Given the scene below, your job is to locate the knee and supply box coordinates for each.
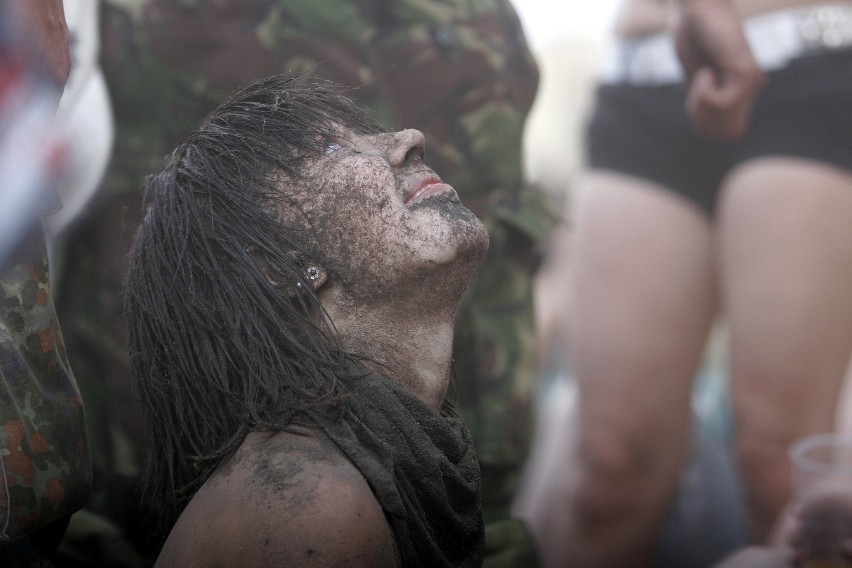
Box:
[572,430,672,523]
[733,411,798,487]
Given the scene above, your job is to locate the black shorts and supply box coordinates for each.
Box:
[586,48,852,216]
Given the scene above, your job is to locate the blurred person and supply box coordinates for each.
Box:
[54,1,559,565]
[127,75,488,568]
[523,0,852,566]
[713,481,852,568]
[0,1,91,565]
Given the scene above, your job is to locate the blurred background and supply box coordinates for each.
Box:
[516,0,620,201]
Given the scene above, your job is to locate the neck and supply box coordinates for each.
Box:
[322,290,461,410]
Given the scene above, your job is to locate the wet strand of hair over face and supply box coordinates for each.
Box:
[125,76,385,531]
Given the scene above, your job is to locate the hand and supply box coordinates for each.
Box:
[787,488,852,566]
[8,0,71,88]
[713,546,794,568]
[673,0,765,139]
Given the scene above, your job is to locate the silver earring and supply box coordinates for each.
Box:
[306,266,321,282]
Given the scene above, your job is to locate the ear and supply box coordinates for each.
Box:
[248,245,287,288]
[248,246,329,293]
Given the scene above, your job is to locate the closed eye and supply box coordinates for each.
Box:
[324,141,342,154]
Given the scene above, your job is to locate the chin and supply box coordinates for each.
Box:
[464,217,489,262]
[418,193,487,241]
[448,211,489,285]
[403,195,490,288]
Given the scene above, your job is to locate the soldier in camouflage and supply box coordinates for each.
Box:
[0,2,92,564]
[56,1,560,565]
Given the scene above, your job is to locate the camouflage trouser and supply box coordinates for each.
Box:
[0,226,90,559]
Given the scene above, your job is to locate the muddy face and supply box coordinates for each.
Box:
[294,128,489,304]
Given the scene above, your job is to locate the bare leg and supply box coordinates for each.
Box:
[718,158,852,542]
[528,172,716,567]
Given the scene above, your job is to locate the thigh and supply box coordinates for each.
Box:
[570,171,717,443]
[719,157,852,438]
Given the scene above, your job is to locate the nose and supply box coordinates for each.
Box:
[386,129,425,167]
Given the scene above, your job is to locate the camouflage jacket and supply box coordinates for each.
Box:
[102,0,558,235]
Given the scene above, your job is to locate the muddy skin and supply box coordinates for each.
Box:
[163,427,398,568]
[155,127,484,567]
[272,128,488,405]
[301,129,487,297]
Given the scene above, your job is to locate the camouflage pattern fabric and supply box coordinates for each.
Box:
[55,1,560,565]
[0,223,90,550]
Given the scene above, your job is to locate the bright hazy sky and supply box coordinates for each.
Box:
[513,0,620,50]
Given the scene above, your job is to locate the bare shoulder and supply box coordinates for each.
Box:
[155,427,398,568]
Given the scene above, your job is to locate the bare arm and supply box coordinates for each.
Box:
[672,0,765,139]
[156,430,398,568]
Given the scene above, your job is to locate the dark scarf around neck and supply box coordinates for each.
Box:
[310,374,484,568]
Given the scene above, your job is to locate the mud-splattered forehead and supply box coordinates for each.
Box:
[135,74,393,286]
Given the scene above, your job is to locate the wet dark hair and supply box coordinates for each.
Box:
[124,75,384,530]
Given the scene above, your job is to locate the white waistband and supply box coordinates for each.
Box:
[598,3,852,85]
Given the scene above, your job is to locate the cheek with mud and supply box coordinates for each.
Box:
[293,163,487,301]
[302,166,398,285]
